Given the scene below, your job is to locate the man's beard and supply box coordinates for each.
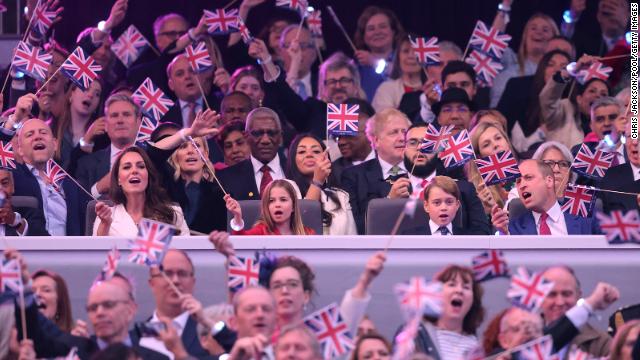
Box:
[404,153,439,178]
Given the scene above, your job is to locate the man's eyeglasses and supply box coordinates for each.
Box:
[543,160,571,169]
[324,77,354,87]
[249,129,281,138]
[86,299,128,313]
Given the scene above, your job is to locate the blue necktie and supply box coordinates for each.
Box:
[438,226,449,235]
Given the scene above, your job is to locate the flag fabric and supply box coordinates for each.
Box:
[0,141,16,170]
[136,116,159,143]
[12,41,52,82]
[203,9,239,35]
[307,10,322,37]
[237,18,253,44]
[185,41,213,73]
[419,123,453,154]
[410,36,440,66]
[474,150,520,185]
[276,0,308,14]
[132,77,175,122]
[303,302,354,359]
[128,218,174,266]
[327,103,359,136]
[576,61,613,85]
[392,314,421,360]
[438,130,475,168]
[471,250,510,282]
[227,255,261,292]
[44,159,67,192]
[32,2,56,36]
[394,276,443,319]
[561,184,595,218]
[111,25,150,68]
[60,47,102,91]
[101,246,120,281]
[507,266,555,313]
[0,259,22,293]
[469,20,512,60]
[518,335,557,360]
[571,143,614,179]
[596,210,640,244]
[465,50,504,86]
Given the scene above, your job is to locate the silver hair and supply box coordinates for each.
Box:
[590,96,622,120]
[532,141,576,183]
[279,24,311,48]
[276,325,323,360]
[104,93,142,118]
[153,13,188,38]
[438,40,463,59]
[245,107,282,131]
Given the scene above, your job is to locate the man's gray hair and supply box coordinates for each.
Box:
[276,325,323,360]
[279,24,311,48]
[590,96,622,120]
[439,40,463,59]
[245,107,282,131]
[104,93,142,118]
[318,52,361,101]
[153,13,188,38]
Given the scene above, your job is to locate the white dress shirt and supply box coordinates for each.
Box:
[631,162,640,181]
[92,204,191,236]
[250,154,286,192]
[351,150,376,167]
[378,157,407,179]
[27,164,67,236]
[179,98,203,128]
[429,219,453,236]
[532,202,568,236]
[138,311,190,359]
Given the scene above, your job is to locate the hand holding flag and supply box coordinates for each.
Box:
[303,302,354,359]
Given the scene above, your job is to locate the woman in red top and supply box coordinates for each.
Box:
[225,179,315,235]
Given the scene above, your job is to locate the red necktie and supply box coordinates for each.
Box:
[539,212,551,235]
[187,102,197,127]
[259,165,273,196]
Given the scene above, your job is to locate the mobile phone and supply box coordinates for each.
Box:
[135,321,167,337]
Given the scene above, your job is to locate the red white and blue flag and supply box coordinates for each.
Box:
[203,9,239,34]
[60,47,102,91]
[304,302,354,359]
[136,116,159,143]
[0,259,22,293]
[419,123,453,154]
[507,266,554,313]
[469,20,512,60]
[101,246,120,281]
[474,150,520,185]
[571,143,614,179]
[276,0,308,15]
[327,103,359,136]
[133,77,175,122]
[185,42,213,73]
[438,129,475,168]
[32,2,56,36]
[596,210,640,244]
[471,250,510,282]
[13,41,52,82]
[307,10,323,37]
[44,159,67,192]
[561,184,595,218]
[228,256,261,293]
[128,218,174,266]
[392,314,421,360]
[394,276,443,319]
[111,25,150,68]
[576,61,613,85]
[518,335,558,360]
[0,141,16,170]
[237,18,253,44]
[410,36,440,66]
[567,346,595,360]
[465,50,504,86]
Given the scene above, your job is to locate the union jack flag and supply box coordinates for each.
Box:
[571,143,614,179]
[203,9,239,34]
[410,36,440,66]
[136,116,158,143]
[471,250,510,282]
[419,123,453,154]
[12,41,52,82]
[133,77,175,122]
[438,129,475,168]
[561,184,595,218]
[307,10,322,37]
[228,256,261,292]
[276,0,308,14]
[303,302,354,359]
[32,2,56,36]
[101,246,120,281]
[128,218,174,266]
[507,266,554,313]
[596,210,640,244]
[237,18,253,44]
[469,20,512,60]
[518,335,558,360]
[60,47,102,91]
[0,141,16,170]
[185,42,213,73]
[474,150,520,186]
[111,25,150,68]
[327,103,359,136]
[576,61,613,85]
[392,314,421,360]
[465,50,504,86]
[0,259,22,293]
[44,159,67,192]
[394,276,443,319]
[568,346,594,360]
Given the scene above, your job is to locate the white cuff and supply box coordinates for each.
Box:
[230,217,245,231]
[16,219,28,236]
[565,301,591,329]
[264,66,281,83]
[91,183,101,198]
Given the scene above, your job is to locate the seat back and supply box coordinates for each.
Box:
[227,199,323,234]
[365,198,430,235]
[11,196,39,209]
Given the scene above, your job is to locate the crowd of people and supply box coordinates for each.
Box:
[0,0,638,358]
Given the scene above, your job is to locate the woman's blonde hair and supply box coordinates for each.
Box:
[517,13,559,75]
[168,137,215,181]
[257,179,306,235]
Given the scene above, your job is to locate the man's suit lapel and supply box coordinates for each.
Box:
[367,160,391,198]
[97,148,111,176]
[563,213,581,235]
[180,317,199,355]
[521,212,538,235]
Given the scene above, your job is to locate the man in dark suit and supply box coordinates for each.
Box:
[76,93,142,199]
[570,0,629,58]
[600,121,640,212]
[276,26,319,100]
[217,107,289,200]
[0,169,48,236]
[492,159,599,235]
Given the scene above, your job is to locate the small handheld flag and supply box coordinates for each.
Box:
[438,129,474,168]
[203,9,239,35]
[394,276,443,319]
[571,143,614,179]
[101,246,120,281]
[471,250,510,282]
[185,42,213,73]
[465,50,504,86]
[474,150,520,186]
[0,141,16,170]
[111,25,150,68]
[60,47,102,91]
[12,41,52,82]
[410,36,440,66]
[575,61,613,85]
[44,159,67,192]
[507,266,554,313]
[469,20,512,60]
[132,78,175,122]
[561,184,595,218]
[128,218,174,266]
[327,103,359,137]
[419,123,453,154]
[596,210,640,244]
[228,255,261,293]
[303,302,354,359]
[0,259,22,293]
